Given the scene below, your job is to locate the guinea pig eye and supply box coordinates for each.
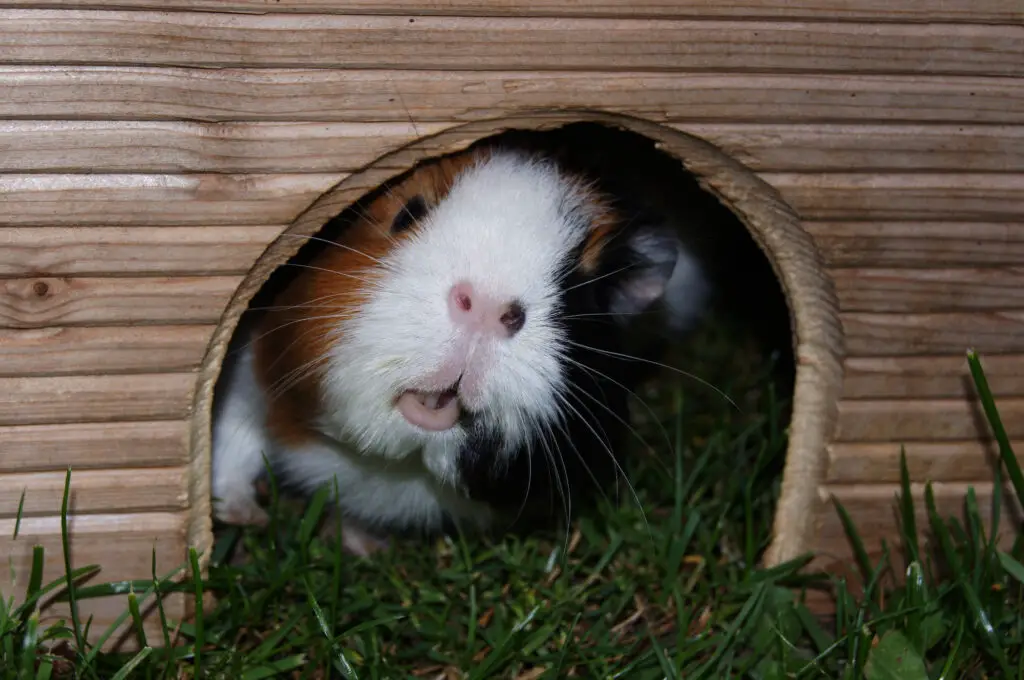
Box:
[391,195,429,234]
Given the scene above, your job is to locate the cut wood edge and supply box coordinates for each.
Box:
[188,109,843,578]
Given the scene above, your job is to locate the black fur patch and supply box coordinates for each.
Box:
[391,194,429,234]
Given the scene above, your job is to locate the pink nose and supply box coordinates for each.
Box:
[448,281,526,338]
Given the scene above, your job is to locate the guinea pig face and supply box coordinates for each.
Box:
[315,148,684,486]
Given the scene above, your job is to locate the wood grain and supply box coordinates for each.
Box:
[826,440,1018,484]
[0,512,188,652]
[0,420,189,473]
[831,267,1024,313]
[763,173,1024,222]
[3,173,1021,227]
[842,355,1024,400]
[0,373,197,425]
[3,68,1021,124]
[0,121,451,173]
[0,174,339,226]
[3,11,1021,75]
[814,482,1020,565]
[841,311,1024,356]
[0,226,283,276]
[4,121,1022,174]
[806,222,1024,268]
[0,325,215,376]
[2,0,1019,24]
[1,467,189,517]
[834,397,1024,442]
[0,275,241,327]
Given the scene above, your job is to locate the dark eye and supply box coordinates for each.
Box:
[391,195,429,234]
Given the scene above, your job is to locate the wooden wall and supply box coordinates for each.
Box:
[0,0,1022,642]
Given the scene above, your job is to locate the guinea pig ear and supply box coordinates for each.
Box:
[608,223,710,332]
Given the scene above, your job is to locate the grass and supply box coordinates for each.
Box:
[2,339,1023,678]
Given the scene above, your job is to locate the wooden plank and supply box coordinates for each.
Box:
[813,482,1020,566]
[842,355,1024,400]
[1,512,188,652]
[0,275,241,327]
[0,174,339,227]
[2,68,1021,124]
[805,222,1024,268]
[842,311,1024,356]
[834,397,1024,442]
[0,373,197,425]
[0,226,283,276]
[3,11,1021,75]
[3,173,1020,227]
[764,173,1024,222]
[0,467,189,517]
[685,124,1024,174]
[831,267,1024,313]
[826,440,1019,484]
[1,0,1019,24]
[0,420,190,473]
[4,121,1023,174]
[0,326,215,376]
[0,121,450,174]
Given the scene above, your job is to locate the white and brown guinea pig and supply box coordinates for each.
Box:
[211,125,731,555]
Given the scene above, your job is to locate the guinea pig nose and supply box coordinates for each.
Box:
[449,281,475,315]
[499,301,526,336]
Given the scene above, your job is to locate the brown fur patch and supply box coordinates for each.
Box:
[579,202,621,274]
[253,146,487,447]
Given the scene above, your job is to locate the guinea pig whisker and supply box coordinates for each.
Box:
[560,355,672,473]
[564,340,739,412]
[274,233,394,269]
[552,386,651,538]
[561,263,638,294]
[234,312,358,360]
[277,262,382,284]
[548,395,614,511]
[539,417,573,547]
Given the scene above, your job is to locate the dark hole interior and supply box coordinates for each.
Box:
[224,121,795,552]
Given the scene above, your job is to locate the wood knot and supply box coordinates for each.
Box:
[33,280,50,297]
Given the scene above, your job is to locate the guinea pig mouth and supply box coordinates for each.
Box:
[396,386,461,432]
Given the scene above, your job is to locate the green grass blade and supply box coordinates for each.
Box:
[997,551,1024,585]
[127,590,147,651]
[24,546,44,606]
[13,490,26,540]
[20,610,41,678]
[108,647,153,680]
[831,496,874,598]
[188,547,205,678]
[967,350,1024,509]
[240,655,308,680]
[897,447,921,565]
[304,577,358,679]
[58,468,86,659]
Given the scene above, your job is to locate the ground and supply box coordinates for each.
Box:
[2,321,1022,679]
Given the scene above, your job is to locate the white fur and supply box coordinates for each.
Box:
[210,339,273,526]
[662,243,710,332]
[212,152,596,534]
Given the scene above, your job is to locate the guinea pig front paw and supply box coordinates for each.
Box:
[213,488,270,528]
[340,523,391,558]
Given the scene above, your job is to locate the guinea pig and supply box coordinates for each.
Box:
[210,129,718,555]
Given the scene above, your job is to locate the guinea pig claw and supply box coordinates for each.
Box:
[214,493,269,529]
[341,524,391,557]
